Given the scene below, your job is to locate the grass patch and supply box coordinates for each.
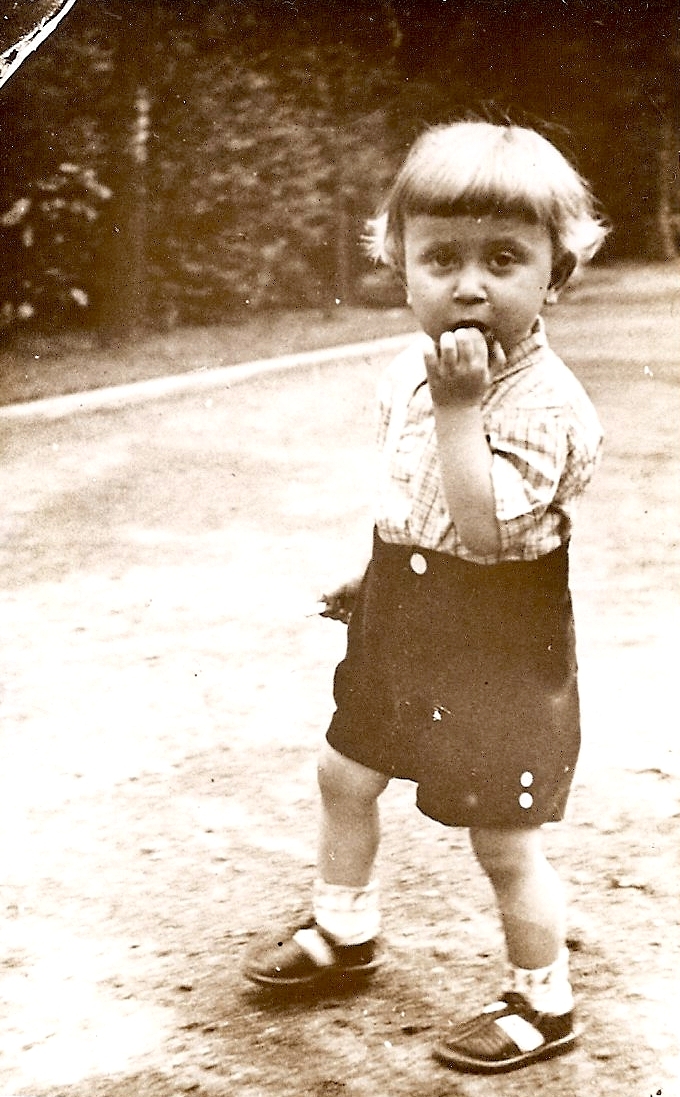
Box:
[0,306,416,407]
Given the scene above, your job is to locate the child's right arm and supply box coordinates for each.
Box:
[424,329,502,558]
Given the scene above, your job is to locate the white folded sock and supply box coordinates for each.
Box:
[509,947,574,1015]
[312,878,380,945]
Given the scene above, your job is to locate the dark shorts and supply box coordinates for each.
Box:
[326,531,581,829]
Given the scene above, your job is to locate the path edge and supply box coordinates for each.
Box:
[0,333,415,421]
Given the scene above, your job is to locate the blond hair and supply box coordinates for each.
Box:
[366,122,608,281]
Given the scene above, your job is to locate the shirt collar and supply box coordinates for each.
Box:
[494,316,546,381]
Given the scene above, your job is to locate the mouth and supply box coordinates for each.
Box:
[452,320,490,335]
[448,321,495,348]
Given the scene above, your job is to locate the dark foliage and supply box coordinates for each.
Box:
[0,0,677,336]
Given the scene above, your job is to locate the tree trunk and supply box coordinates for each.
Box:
[97,3,152,345]
[656,105,679,261]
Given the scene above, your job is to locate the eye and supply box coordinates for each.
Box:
[427,247,456,269]
[489,249,519,271]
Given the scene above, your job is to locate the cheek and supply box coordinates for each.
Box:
[506,271,550,310]
[533,256,554,295]
[534,269,552,296]
[406,276,437,309]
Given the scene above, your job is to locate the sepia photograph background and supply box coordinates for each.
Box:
[0,2,678,1095]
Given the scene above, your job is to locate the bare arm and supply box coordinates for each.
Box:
[424,329,501,556]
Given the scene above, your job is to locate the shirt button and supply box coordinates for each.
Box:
[410,552,427,575]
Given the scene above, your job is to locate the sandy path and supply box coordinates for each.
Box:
[0,294,678,1094]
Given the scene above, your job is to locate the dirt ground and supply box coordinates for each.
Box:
[0,266,678,1096]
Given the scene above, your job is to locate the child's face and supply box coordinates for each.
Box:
[402,213,554,356]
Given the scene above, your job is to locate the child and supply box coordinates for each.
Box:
[244,120,608,1075]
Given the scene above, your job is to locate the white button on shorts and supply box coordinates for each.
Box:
[410,552,427,575]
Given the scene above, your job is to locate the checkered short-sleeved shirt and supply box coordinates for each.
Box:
[374,318,603,564]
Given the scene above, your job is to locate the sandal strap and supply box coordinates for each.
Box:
[244,920,379,987]
[487,1007,546,1053]
[439,992,574,1060]
[293,925,338,966]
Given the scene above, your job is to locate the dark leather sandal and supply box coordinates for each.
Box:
[243,921,381,988]
[433,991,578,1074]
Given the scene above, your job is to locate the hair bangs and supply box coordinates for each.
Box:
[394,130,556,227]
[365,122,609,275]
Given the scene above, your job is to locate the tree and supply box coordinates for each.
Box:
[1,0,676,341]
[0,0,113,335]
[387,0,679,260]
[96,0,155,343]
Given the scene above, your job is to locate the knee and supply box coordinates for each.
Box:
[317,744,387,807]
[470,826,542,885]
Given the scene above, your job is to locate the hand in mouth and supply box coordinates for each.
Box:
[439,321,495,352]
[450,320,493,340]
[436,322,507,375]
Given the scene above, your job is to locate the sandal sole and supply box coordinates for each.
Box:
[245,958,382,989]
[433,1029,579,1074]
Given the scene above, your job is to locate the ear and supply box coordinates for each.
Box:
[547,252,577,302]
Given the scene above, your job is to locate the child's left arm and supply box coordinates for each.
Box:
[424,328,501,557]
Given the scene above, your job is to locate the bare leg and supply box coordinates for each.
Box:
[243,745,389,984]
[470,826,566,969]
[432,826,576,1071]
[317,743,389,887]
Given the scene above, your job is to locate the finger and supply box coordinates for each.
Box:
[438,329,460,364]
[451,326,489,366]
[420,333,441,373]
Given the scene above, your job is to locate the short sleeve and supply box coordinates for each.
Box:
[376,343,428,451]
[487,398,602,554]
[489,412,569,549]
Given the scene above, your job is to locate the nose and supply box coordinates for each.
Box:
[451,263,487,304]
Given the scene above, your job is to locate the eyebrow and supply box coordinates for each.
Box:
[418,235,532,256]
[485,238,532,255]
